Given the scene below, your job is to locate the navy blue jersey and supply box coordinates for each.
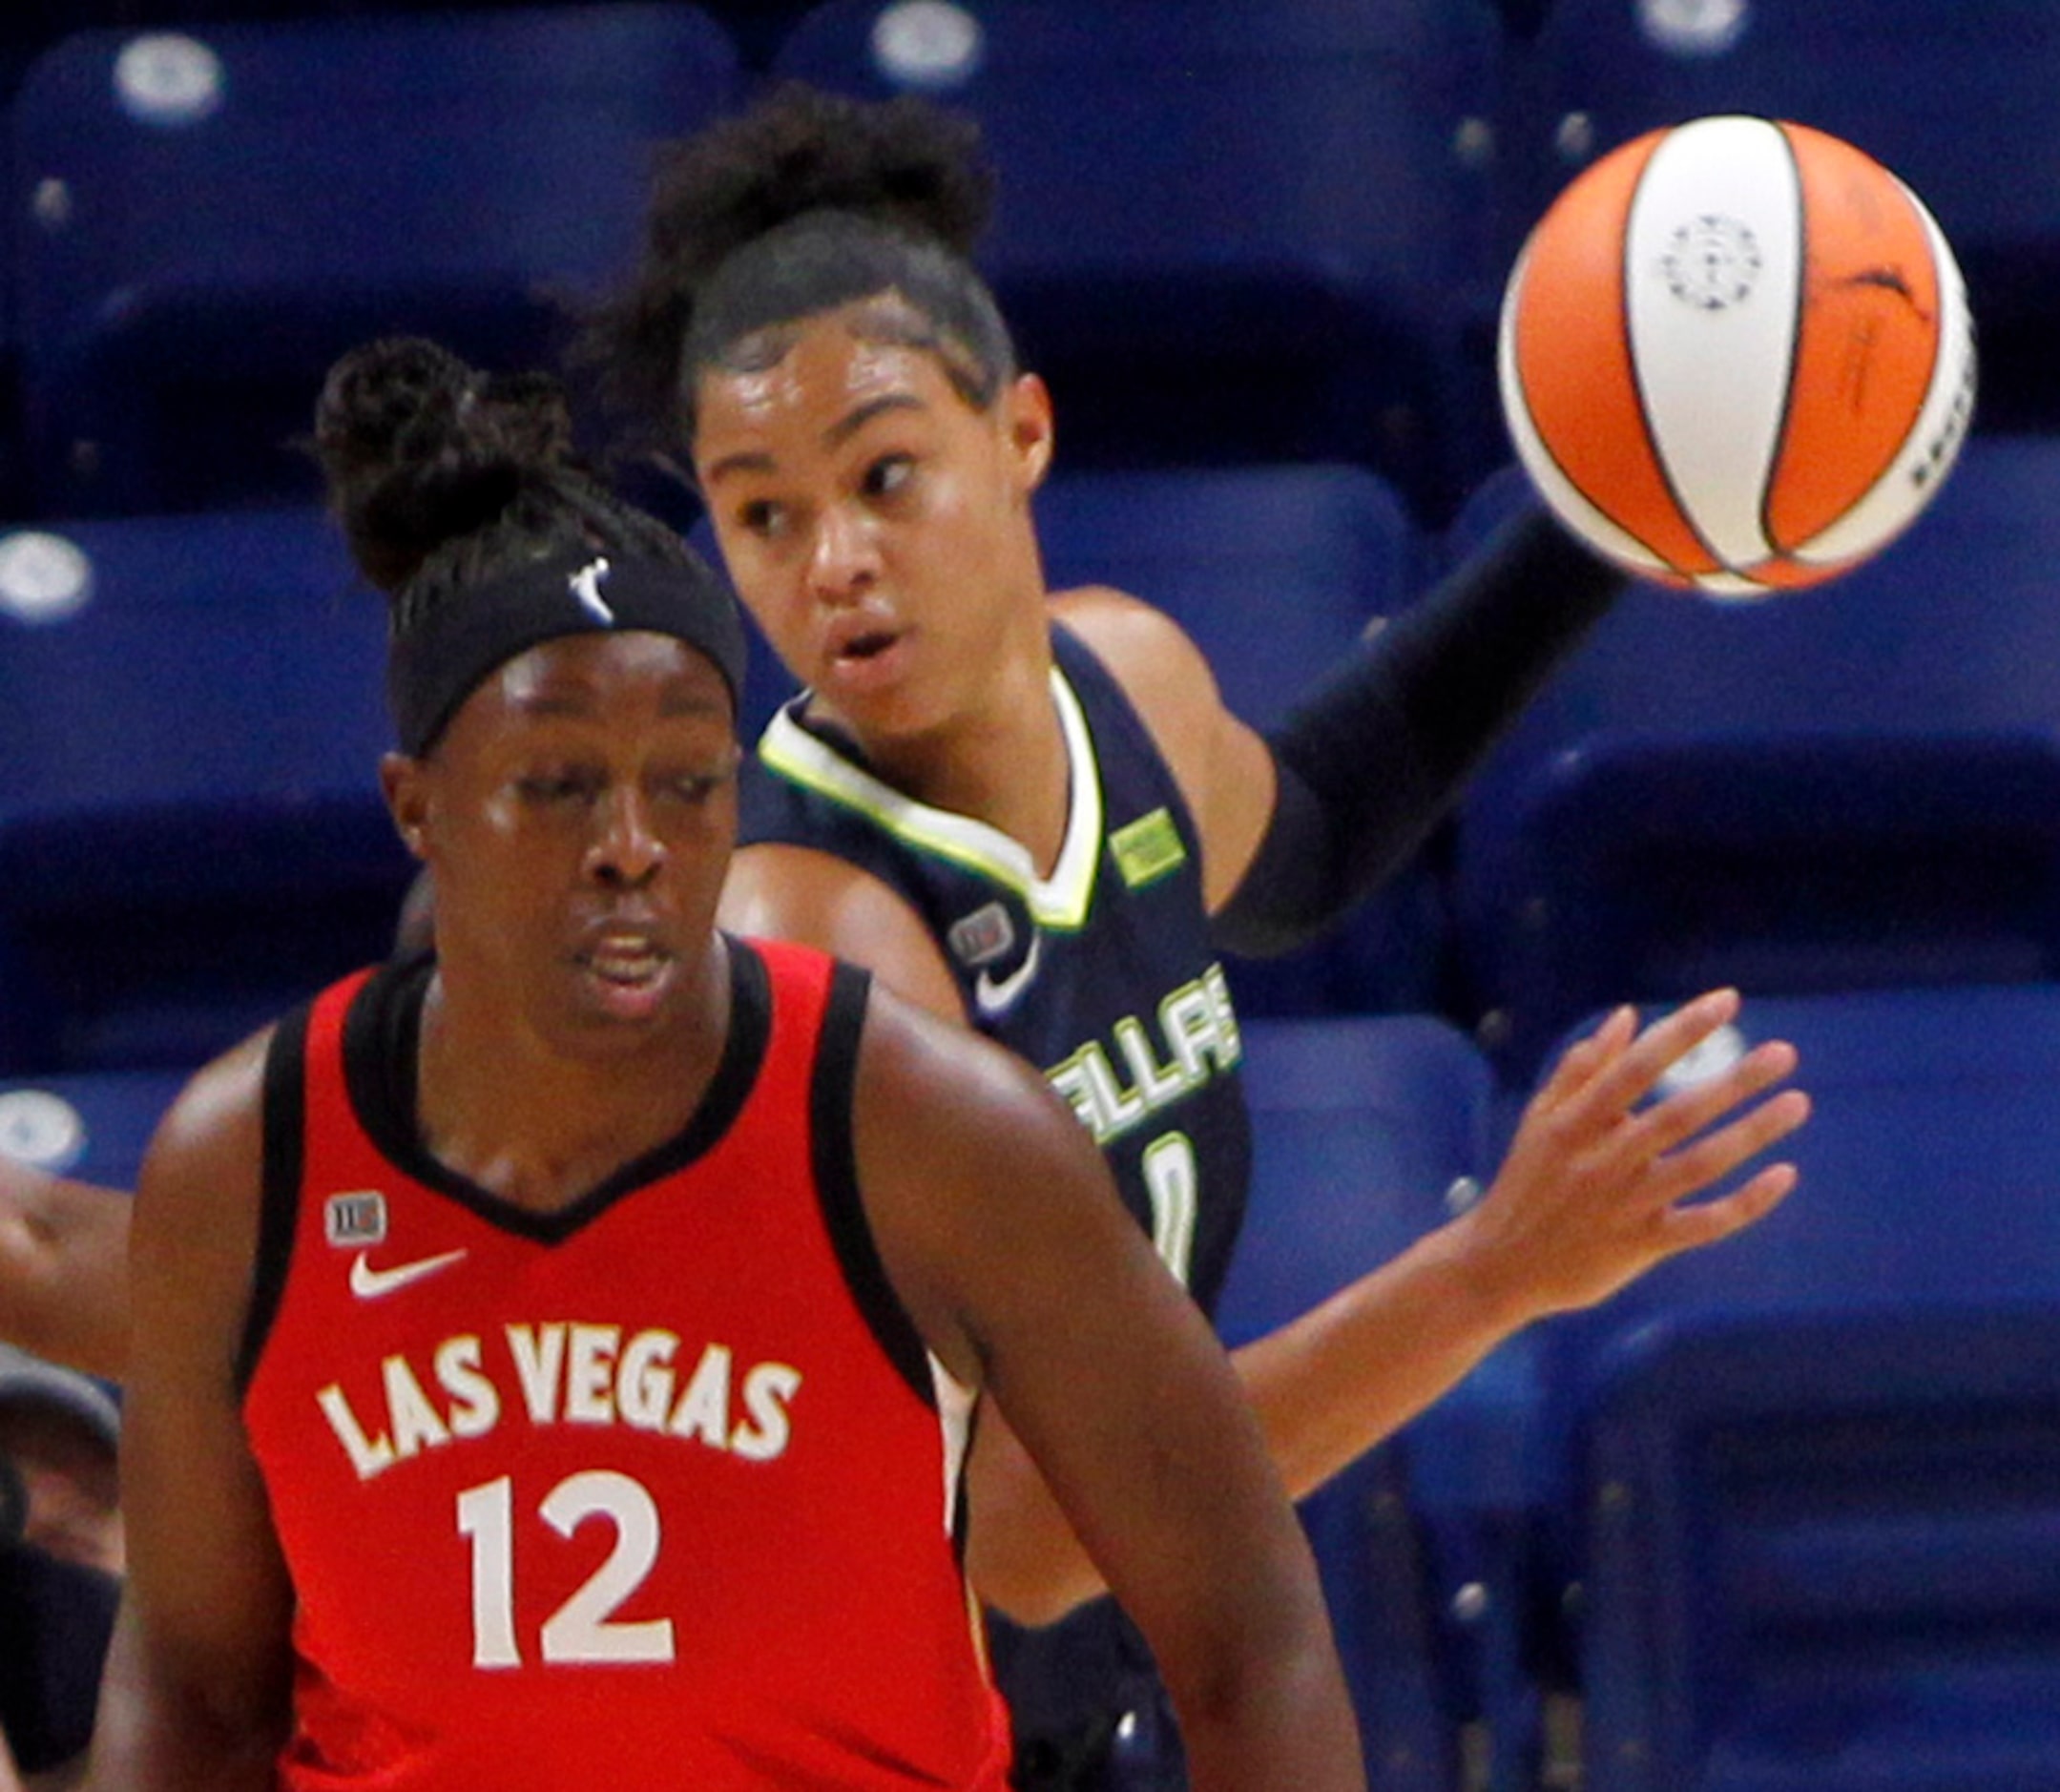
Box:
[739,624,1251,1317]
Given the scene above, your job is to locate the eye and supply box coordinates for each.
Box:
[659,748,741,807]
[863,454,915,501]
[737,498,786,539]
[515,768,601,805]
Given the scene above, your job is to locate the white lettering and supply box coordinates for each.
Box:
[436,1335,500,1439]
[733,1363,801,1461]
[669,1343,732,1448]
[507,1323,566,1423]
[384,1354,450,1461]
[566,1323,620,1425]
[317,1383,395,1481]
[617,1330,678,1432]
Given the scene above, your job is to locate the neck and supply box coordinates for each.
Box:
[817,622,1073,874]
[411,942,732,1213]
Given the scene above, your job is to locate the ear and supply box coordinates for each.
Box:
[380,751,433,863]
[1003,372,1055,494]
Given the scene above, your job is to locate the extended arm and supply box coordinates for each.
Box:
[83,1041,295,1792]
[0,1162,131,1382]
[855,988,1363,1792]
[1213,501,1625,948]
[961,989,1804,1622]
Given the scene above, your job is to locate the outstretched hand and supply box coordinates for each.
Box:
[1461,988,1809,1325]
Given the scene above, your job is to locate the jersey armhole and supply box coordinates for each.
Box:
[810,963,939,1409]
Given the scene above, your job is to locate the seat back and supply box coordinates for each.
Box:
[1448,439,2060,1075]
[10,7,742,513]
[0,506,406,1072]
[772,0,1510,518]
[1219,1011,1499,1791]
[1511,985,2060,1789]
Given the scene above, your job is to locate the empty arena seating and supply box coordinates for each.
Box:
[772,0,1512,520]
[0,505,406,1073]
[1509,983,2060,1789]
[1446,436,2060,1077]
[8,5,742,515]
[1218,1011,1501,1791]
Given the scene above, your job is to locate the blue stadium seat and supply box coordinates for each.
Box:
[772,0,1511,520]
[1505,0,2060,431]
[1446,438,2060,1077]
[1036,462,1449,1018]
[9,6,743,514]
[0,506,408,1073]
[1218,1011,1501,1792]
[1509,984,2060,1790]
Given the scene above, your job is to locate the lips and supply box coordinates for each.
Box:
[572,927,679,1022]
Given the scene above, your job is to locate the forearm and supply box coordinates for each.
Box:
[1216,504,1623,954]
[1232,1209,1531,1501]
[1175,1635,1365,1792]
[0,1164,132,1381]
[968,1210,1526,1623]
[83,1606,283,1792]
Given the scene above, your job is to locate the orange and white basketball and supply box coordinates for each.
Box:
[1498,115,1977,596]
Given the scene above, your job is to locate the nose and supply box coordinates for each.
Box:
[806,504,881,606]
[582,785,666,889]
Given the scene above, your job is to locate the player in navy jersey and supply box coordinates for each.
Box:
[571,84,1812,1787]
[76,337,1365,1792]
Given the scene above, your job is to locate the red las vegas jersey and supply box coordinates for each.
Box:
[239,937,1011,1790]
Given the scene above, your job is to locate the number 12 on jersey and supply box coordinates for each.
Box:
[457,1470,676,1668]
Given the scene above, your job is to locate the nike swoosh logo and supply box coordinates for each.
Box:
[972,931,1043,1018]
[349,1248,468,1301]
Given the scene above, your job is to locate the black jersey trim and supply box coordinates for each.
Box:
[340,943,773,1244]
[236,998,316,1394]
[810,964,937,1410]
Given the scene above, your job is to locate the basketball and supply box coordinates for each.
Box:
[1498,115,1977,596]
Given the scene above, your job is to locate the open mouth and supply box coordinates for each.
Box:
[835,629,898,663]
[578,932,675,1002]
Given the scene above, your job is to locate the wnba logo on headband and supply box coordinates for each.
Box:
[385,546,748,757]
[569,557,616,626]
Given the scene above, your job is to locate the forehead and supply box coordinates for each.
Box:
[461,631,735,735]
[694,315,959,453]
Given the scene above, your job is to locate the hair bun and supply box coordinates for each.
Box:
[314,337,577,594]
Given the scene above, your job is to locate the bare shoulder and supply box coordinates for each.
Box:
[719,841,965,1022]
[1048,586,1277,909]
[1049,584,1226,762]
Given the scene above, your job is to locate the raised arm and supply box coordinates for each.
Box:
[83,1039,295,1792]
[852,985,1364,1792]
[0,1162,131,1383]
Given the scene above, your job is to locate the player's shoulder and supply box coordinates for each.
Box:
[1049,584,1232,790]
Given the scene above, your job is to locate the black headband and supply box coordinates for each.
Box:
[386,550,748,757]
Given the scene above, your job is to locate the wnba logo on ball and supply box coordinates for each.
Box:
[1499,114,1976,596]
[1660,214,1764,311]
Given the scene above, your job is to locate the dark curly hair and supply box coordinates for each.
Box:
[578,83,1017,456]
[315,336,703,635]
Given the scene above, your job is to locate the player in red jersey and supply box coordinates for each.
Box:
[78,339,1365,1792]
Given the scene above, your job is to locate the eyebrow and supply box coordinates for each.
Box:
[701,391,928,485]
